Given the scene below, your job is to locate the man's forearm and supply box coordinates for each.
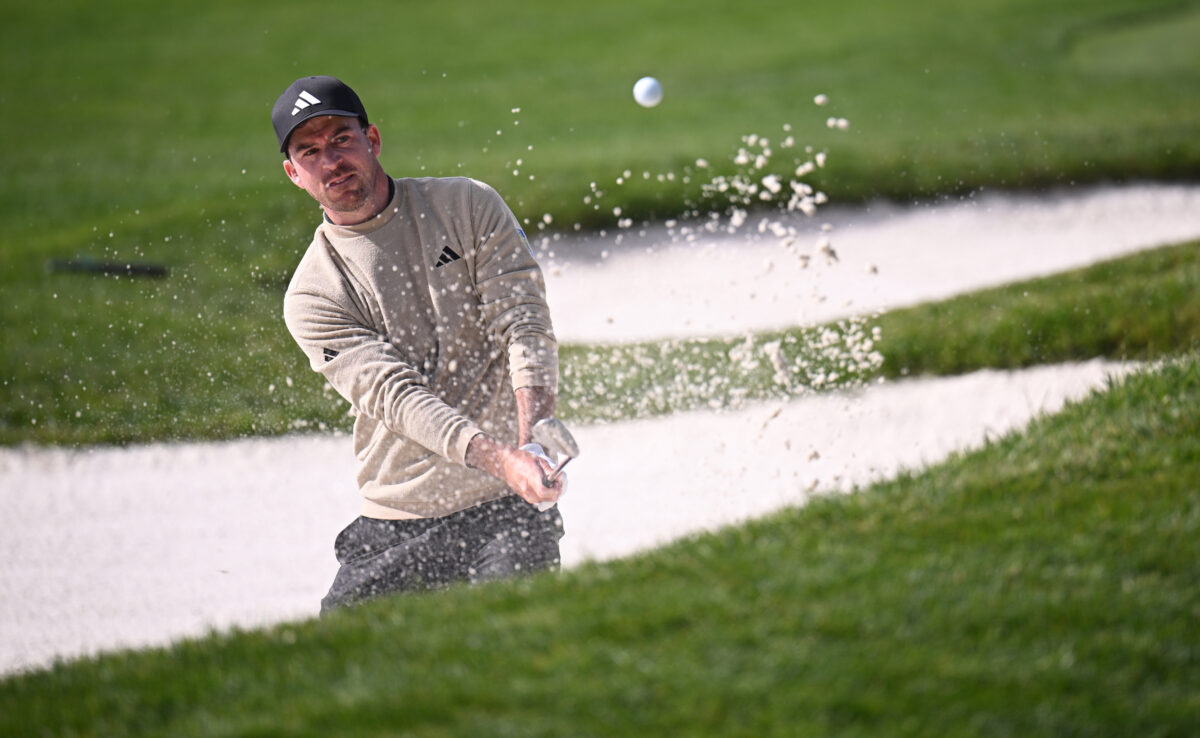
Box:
[515,385,556,446]
[465,432,511,479]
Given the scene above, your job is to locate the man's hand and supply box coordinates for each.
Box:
[466,433,563,507]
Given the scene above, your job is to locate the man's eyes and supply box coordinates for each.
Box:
[298,134,352,157]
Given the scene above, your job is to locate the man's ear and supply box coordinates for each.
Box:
[283,158,302,188]
[367,124,381,156]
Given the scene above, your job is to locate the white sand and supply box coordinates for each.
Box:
[541,183,1200,342]
[1,183,1196,675]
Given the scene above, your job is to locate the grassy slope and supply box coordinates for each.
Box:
[2,354,1196,736]
[558,239,1200,422]
[873,239,1200,376]
[3,0,1200,445]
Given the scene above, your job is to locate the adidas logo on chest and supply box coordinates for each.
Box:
[435,246,462,268]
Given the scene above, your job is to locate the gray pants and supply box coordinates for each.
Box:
[321,494,565,612]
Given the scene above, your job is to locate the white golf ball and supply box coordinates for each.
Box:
[633,77,663,108]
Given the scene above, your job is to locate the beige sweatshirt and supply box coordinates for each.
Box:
[283,177,558,519]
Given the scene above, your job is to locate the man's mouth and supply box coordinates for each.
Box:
[326,172,355,189]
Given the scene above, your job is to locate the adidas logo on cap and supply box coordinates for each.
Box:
[291,91,321,116]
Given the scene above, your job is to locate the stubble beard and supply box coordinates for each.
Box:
[320,174,370,213]
[319,163,383,215]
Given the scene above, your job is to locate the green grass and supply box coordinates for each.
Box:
[3,353,1197,736]
[558,315,884,423]
[4,0,1198,234]
[3,0,1200,445]
[873,239,1200,377]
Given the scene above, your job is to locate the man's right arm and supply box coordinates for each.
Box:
[283,281,482,466]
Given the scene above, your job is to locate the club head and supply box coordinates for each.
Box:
[531,418,580,460]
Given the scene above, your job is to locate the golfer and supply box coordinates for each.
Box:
[272,76,565,611]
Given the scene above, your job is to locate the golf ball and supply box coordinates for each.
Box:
[633,77,663,108]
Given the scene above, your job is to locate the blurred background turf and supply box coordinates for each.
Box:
[2,0,1198,444]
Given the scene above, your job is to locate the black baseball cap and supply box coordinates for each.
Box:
[272,76,369,153]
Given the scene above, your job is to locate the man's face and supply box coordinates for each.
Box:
[282,115,385,224]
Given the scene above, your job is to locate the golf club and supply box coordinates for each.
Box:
[530,418,580,484]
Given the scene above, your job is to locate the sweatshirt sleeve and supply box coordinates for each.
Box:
[467,180,559,393]
[283,254,483,466]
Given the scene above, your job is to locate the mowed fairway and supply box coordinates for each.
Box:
[2,0,1200,444]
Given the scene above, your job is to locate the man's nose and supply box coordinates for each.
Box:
[321,148,344,169]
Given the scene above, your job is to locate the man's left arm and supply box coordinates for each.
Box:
[460,179,562,502]
[467,179,560,438]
